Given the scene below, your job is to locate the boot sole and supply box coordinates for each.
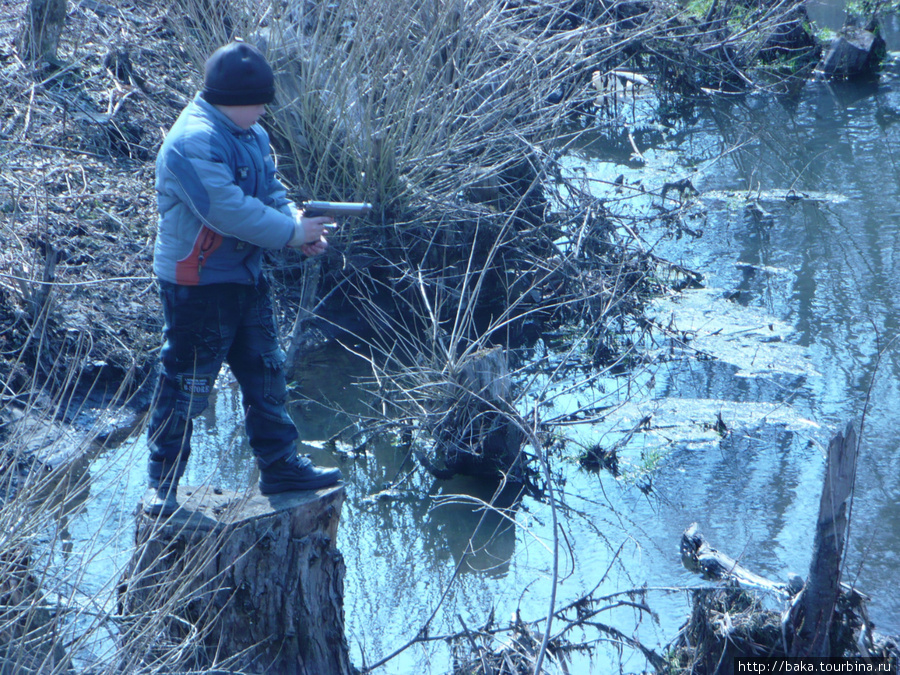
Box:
[259,473,342,494]
[143,499,179,517]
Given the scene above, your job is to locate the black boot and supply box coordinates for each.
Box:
[259,454,343,494]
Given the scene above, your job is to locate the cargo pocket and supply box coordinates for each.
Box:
[174,372,214,418]
[261,347,288,406]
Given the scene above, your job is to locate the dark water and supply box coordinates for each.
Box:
[59,14,900,674]
[564,26,900,658]
[574,4,900,654]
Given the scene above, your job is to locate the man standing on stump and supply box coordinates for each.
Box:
[145,40,342,516]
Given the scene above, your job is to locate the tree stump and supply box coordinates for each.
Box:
[676,422,867,667]
[817,26,886,80]
[790,421,859,657]
[117,484,352,675]
[15,0,67,64]
[422,347,527,481]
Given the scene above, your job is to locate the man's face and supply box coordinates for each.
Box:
[218,104,266,130]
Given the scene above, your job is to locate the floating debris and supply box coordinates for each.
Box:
[700,188,849,205]
[649,287,821,379]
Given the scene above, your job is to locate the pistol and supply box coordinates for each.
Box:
[302,201,373,218]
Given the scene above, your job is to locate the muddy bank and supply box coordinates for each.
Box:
[0,1,186,422]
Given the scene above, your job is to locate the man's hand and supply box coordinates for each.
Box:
[288,214,335,256]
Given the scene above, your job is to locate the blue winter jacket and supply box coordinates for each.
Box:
[153,93,298,285]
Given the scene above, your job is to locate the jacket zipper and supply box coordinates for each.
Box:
[197,228,217,276]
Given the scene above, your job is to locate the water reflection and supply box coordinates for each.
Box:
[425,477,523,578]
[556,20,900,648]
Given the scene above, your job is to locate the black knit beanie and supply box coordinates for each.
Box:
[201,41,275,106]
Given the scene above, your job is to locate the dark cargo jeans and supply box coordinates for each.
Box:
[146,278,298,484]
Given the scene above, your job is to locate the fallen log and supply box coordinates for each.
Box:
[118,483,351,674]
[680,523,796,600]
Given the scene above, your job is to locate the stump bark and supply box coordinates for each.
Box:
[118,484,351,675]
[15,0,67,64]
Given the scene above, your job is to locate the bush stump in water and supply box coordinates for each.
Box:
[118,484,351,674]
[422,347,527,482]
[817,24,886,80]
